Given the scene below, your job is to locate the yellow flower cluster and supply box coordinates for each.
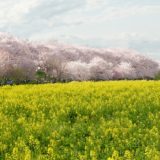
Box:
[0,81,160,159]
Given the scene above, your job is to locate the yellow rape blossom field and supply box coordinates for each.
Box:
[0,81,160,160]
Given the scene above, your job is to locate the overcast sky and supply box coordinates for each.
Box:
[0,0,160,59]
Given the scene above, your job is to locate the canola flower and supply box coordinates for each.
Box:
[0,81,160,160]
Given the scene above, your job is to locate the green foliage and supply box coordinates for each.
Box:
[155,72,160,80]
[0,81,160,159]
[36,70,46,82]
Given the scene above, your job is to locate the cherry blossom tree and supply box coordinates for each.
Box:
[0,32,159,83]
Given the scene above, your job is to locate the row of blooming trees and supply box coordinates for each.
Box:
[0,33,159,84]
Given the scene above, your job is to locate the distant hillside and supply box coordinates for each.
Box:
[0,32,159,82]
